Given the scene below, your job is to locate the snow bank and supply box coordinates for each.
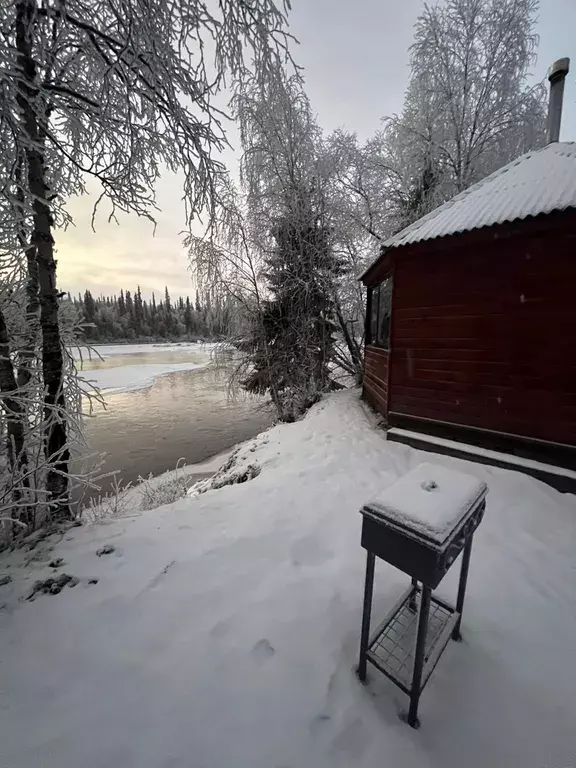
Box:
[83,450,234,522]
[1,390,575,768]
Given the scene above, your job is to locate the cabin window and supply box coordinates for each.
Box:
[368,277,393,349]
[370,287,379,341]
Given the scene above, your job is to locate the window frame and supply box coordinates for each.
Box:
[366,275,393,350]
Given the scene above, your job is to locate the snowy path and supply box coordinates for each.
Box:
[1,391,575,768]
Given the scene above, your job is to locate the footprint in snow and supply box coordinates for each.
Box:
[291,535,333,567]
[147,560,176,590]
[96,544,115,557]
[251,638,275,662]
[209,619,231,639]
[309,713,331,736]
[329,717,366,760]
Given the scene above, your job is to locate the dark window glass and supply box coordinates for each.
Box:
[377,278,392,349]
[370,285,379,343]
[367,277,393,348]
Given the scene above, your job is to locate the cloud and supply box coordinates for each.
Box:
[56,173,195,299]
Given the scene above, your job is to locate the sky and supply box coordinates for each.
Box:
[58,0,576,301]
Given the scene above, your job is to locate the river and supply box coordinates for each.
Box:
[76,343,273,499]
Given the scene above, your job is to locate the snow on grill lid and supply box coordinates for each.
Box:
[365,463,487,544]
[382,142,576,249]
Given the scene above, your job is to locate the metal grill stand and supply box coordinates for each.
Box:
[356,463,487,728]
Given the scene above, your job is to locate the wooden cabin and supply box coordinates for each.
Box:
[361,142,576,490]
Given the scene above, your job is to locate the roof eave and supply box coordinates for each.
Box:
[358,245,392,284]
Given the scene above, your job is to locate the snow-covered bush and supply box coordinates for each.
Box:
[82,477,133,524]
[137,461,191,511]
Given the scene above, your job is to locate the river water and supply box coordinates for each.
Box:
[77,345,273,497]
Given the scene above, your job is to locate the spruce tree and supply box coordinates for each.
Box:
[240,192,341,421]
[184,297,194,336]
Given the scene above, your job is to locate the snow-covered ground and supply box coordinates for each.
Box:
[73,342,215,394]
[1,390,575,768]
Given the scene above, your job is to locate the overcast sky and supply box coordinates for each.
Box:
[58,0,576,300]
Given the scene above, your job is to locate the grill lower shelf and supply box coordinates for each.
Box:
[366,586,460,695]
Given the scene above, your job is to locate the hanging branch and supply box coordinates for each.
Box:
[0,305,32,528]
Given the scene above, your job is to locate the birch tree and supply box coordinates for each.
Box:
[320,0,549,354]
[0,0,293,528]
[318,131,391,377]
[388,0,547,209]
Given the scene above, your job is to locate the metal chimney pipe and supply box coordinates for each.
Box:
[547,57,570,144]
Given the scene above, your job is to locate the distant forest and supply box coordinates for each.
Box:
[70,286,230,342]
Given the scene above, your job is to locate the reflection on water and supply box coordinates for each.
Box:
[79,348,211,371]
[81,364,273,498]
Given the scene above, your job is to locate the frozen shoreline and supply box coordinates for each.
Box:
[79,359,212,395]
[74,341,216,394]
[73,341,218,360]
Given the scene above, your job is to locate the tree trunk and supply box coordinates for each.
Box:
[334,297,364,384]
[15,0,70,519]
[0,308,32,529]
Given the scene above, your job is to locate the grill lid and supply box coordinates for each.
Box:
[363,463,487,545]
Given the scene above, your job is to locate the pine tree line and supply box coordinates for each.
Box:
[71,286,231,342]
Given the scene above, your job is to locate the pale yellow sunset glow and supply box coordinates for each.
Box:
[56,173,192,300]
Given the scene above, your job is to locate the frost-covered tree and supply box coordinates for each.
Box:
[191,76,352,416]
[317,130,395,378]
[387,0,547,212]
[320,1,547,251]
[324,130,395,247]
[238,190,342,421]
[237,77,344,417]
[317,0,548,360]
[0,0,292,529]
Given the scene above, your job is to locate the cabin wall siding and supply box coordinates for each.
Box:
[363,346,389,418]
[386,229,576,446]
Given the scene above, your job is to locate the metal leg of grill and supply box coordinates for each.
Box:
[407,585,431,728]
[452,535,473,641]
[357,550,375,683]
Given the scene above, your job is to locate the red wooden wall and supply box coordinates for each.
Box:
[385,223,576,446]
[364,346,389,418]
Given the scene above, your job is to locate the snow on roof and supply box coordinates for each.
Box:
[384,142,576,250]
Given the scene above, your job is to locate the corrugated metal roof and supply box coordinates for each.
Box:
[383,142,576,250]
